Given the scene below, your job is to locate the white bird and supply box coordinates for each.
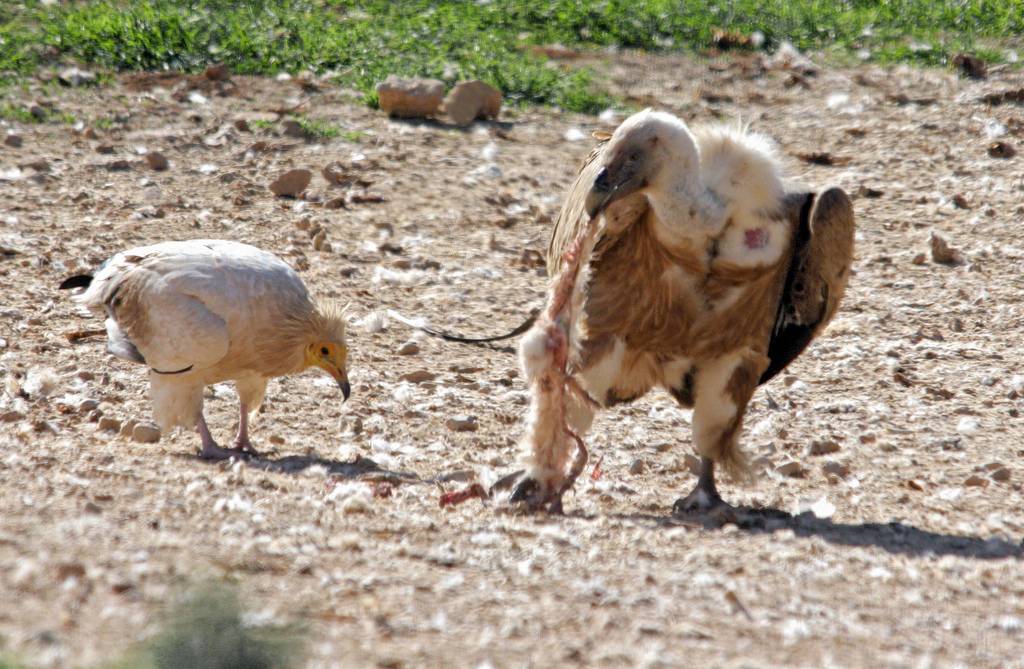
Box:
[60,240,350,459]
[511,110,854,513]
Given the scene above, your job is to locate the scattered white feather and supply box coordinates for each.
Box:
[795,496,836,519]
[355,310,388,333]
[466,163,502,180]
[480,142,498,161]
[187,91,208,105]
[984,119,1008,139]
[826,93,849,109]
[956,417,980,436]
[327,482,372,514]
[212,493,253,513]
[564,128,586,142]
[23,368,59,398]
[373,266,427,285]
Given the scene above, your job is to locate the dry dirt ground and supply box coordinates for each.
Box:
[1,51,1024,668]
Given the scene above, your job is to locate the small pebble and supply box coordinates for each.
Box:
[445,415,478,432]
[145,152,169,171]
[628,458,646,475]
[97,416,121,432]
[777,461,805,478]
[132,423,160,443]
[397,341,420,355]
[400,370,436,384]
[269,168,312,197]
[808,439,840,456]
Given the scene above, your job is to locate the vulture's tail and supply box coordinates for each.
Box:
[388,308,540,346]
[59,275,94,290]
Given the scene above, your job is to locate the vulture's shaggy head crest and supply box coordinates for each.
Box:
[300,302,351,400]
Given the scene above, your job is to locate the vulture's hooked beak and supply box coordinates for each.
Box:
[585,166,614,218]
[585,163,645,218]
[337,373,351,402]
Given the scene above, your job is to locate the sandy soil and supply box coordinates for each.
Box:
[1,51,1023,668]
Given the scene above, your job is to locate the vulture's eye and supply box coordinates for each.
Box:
[320,346,330,356]
[629,151,641,163]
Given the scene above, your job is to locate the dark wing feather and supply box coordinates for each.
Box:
[760,187,855,385]
[546,136,650,276]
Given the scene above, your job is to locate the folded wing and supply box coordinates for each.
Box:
[760,187,855,384]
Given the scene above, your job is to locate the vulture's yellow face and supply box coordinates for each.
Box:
[305,341,351,400]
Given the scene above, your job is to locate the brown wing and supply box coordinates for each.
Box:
[546,136,649,275]
[760,187,855,384]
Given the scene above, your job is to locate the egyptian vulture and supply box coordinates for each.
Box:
[512,110,854,513]
[60,240,350,459]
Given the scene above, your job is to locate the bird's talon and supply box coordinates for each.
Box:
[509,476,541,507]
[508,476,567,513]
[672,487,727,515]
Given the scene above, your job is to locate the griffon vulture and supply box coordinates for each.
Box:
[512,110,854,513]
[60,240,350,459]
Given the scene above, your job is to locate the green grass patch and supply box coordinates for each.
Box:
[250,118,276,131]
[288,116,365,142]
[2,1,1023,113]
[292,116,339,139]
[0,103,74,124]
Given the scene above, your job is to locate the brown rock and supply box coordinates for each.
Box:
[0,410,25,423]
[952,193,970,210]
[204,63,231,81]
[988,141,1017,159]
[400,370,436,384]
[929,231,964,265]
[376,76,444,118]
[808,440,840,456]
[953,53,987,80]
[145,151,169,171]
[445,415,478,432]
[282,119,308,139]
[683,453,701,475]
[776,460,805,477]
[58,67,97,87]
[97,416,121,432]
[4,134,22,148]
[132,423,160,443]
[119,419,137,437]
[444,80,502,127]
[964,475,989,487]
[397,341,420,355]
[991,467,1011,482]
[822,461,850,478]
[269,168,312,197]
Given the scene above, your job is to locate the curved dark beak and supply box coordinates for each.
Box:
[585,166,613,218]
[339,378,351,402]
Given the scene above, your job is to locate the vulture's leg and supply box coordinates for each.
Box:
[674,457,724,512]
[196,412,244,460]
[232,403,260,455]
[232,376,267,456]
[673,350,768,514]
